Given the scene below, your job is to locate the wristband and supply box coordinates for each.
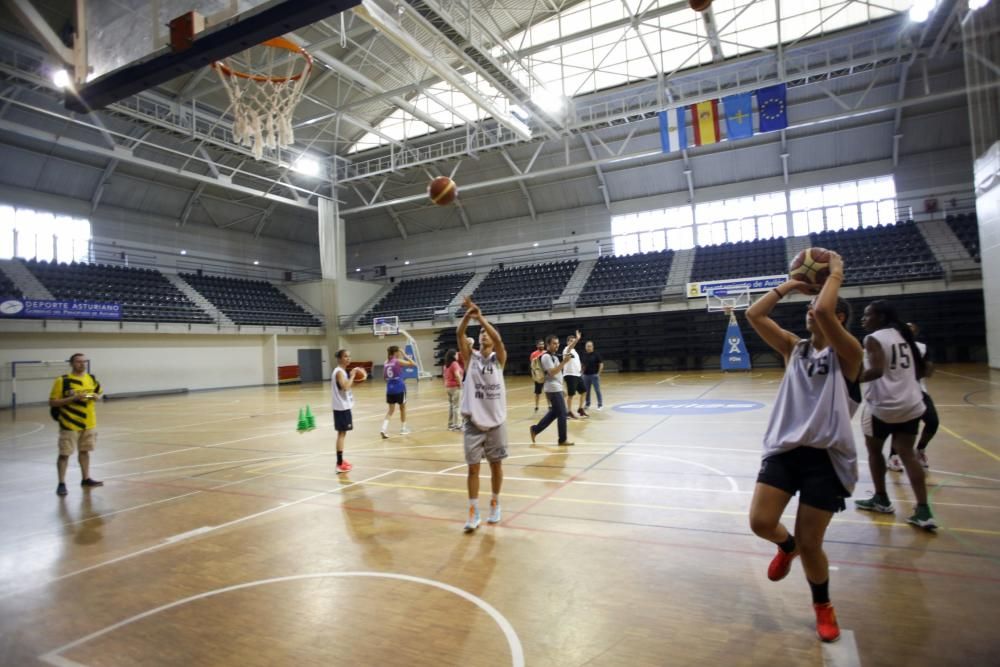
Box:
[772,288,786,299]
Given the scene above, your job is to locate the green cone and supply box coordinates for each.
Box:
[305,404,316,430]
[296,407,308,433]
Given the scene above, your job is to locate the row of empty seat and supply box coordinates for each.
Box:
[9,259,321,327]
[946,212,980,263]
[690,238,787,282]
[811,220,943,285]
[470,260,578,315]
[360,272,473,325]
[24,259,212,323]
[577,250,674,306]
[0,271,21,298]
[180,273,321,327]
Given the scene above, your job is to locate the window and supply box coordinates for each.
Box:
[0,204,90,262]
[611,175,896,254]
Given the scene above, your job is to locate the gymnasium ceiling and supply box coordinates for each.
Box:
[0,0,972,247]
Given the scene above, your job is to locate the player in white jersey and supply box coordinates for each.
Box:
[331,349,361,474]
[457,295,508,533]
[746,252,863,643]
[887,323,938,471]
[854,300,935,530]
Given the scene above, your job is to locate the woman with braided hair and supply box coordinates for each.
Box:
[854,299,935,530]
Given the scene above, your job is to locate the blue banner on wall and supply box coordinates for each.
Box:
[0,298,122,320]
[721,315,752,371]
[687,274,788,298]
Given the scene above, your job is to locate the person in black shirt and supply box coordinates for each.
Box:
[580,340,604,411]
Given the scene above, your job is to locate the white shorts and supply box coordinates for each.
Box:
[463,421,508,465]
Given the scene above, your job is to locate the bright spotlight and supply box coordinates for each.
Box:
[292,157,321,177]
[51,68,71,88]
[969,0,989,9]
[909,0,936,22]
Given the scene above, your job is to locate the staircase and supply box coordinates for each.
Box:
[553,259,596,309]
[0,258,52,299]
[164,273,233,325]
[663,248,696,297]
[441,270,491,317]
[274,284,326,326]
[916,219,981,277]
[352,282,396,327]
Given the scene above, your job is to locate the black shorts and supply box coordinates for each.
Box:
[565,376,582,396]
[534,381,544,395]
[870,414,921,440]
[386,392,406,405]
[333,409,353,432]
[757,447,849,513]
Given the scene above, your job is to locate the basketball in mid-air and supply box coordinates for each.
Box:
[428,176,457,206]
[352,367,367,383]
[789,247,832,286]
[688,0,713,11]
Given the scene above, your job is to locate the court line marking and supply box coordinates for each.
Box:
[38,572,524,667]
[822,629,861,667]
[0,421,45,444]
[936,369,1000,387]
[655,375,680,385]
[940,425,1000,464]
[0,470,397,602]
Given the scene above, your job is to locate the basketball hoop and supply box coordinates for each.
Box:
[212,37,313,160]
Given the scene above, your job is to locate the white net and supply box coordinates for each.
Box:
[213,38,312,160]
[3,360,83,409]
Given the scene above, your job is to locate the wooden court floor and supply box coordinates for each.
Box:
[0,365,998,666]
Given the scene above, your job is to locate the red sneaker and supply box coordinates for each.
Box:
[336,460,353,474]
[767,546,798,581]
[813,603,841,643]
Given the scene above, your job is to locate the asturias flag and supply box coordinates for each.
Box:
[722,92,754,140]
[658,108,688,153]
[689,100,720,146]
[756,84,788,133]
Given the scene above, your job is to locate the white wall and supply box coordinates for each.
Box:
[0,331,327,406]
[978,181,1000,368]
[340,329,441,377]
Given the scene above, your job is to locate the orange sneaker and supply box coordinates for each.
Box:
[767,546,798,581]
[813,602,841,643]
[336,460,353,473]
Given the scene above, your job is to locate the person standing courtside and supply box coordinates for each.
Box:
[529,339,546,412]
[580,340,604,411]
[49,353,103,496]
[529,332,580,447]
[331,349,358,474]
[563,333,585,418]
[457,296,508,532]
[854,300,935,530]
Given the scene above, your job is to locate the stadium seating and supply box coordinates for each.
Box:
[22,259,212,323]
[576,250,674,307]
[180,273,321,327]
[0,271,21,298]
[811,220,943,285]
[690,238,787,282]
[470,260,578,315]
[946,212,980,263]
[360,272,474,325]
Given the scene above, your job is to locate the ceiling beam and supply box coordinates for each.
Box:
[179,183,206,227]
[5,0,73,65]
[580,134,611,210]
[499,148,537,221]
[90,159,118,213]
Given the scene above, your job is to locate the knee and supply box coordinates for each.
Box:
[57,454,69,462]
[749,514,776,538]
[797,537,824,559]
[468,464,481,477]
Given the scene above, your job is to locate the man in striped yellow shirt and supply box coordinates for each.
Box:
[49,353,103,496]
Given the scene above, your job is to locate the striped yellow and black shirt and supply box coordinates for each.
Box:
[49,373,101,431]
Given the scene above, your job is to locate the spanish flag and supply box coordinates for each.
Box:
[689,100,720,146]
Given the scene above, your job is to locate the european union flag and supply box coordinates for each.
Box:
[756,84,788,133]
[722,93,754,140]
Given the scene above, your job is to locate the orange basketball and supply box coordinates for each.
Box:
[428,176,457,206]
[789,247,832,286]
[352,367,367,383]
[688,0,713,11]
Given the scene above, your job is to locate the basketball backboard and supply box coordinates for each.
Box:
[68,0,360,112]
[373,315,399,337]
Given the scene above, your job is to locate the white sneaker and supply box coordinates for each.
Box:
[917,450,929,469]
[887,455,903,472]
[487,499,501,524]
[400,426,411,435]
[463,507,481,533]
[597,406,603,411]
[380,431,389,440]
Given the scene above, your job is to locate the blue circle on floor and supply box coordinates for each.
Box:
[613,399,765,415]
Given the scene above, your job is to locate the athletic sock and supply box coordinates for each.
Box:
[809,579,830,605]
[469,498,478,509]
[778,534,796,554]
[337,451,343,465]
[381,419,389,432]
[916,502,930,511]
[491,493,499,503]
